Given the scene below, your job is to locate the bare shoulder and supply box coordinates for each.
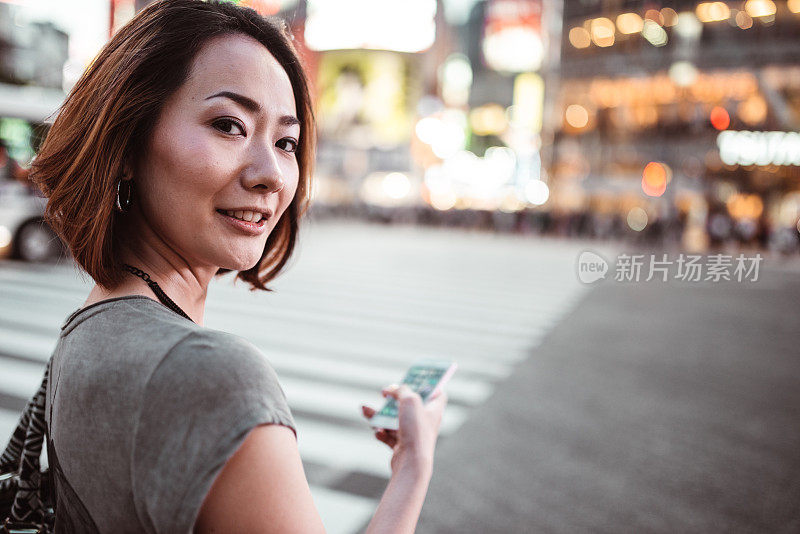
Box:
[193,423,326,534]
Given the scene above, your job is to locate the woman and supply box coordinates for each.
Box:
[31,1,448,532]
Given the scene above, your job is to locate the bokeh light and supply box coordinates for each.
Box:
[565,104,589,129]
[470,104,507,136]
[414,111,468,159]
[660,8,679,26]
[726,193,764,219]
[735,10,754,29]
[710,106,731,130]
[360,171,416,207]
[738,95,768,124]
[616,13,644,34]
[383,172,411,200]
[590,18,616,47]
[777,192,800,226]
[696,2,731,23]
[642,162,668,197]
[439,54,472,107]
[429,190,457,211]
[627,207,649,231]
[524,180,550,206]
[669,61,699,87]
[569,27,591,49]
[642,19,668,47]
[674,11,703,39]
[644,9,664,25]
[744,0,777,18]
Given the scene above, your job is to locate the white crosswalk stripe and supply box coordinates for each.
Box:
[0,221,603,533]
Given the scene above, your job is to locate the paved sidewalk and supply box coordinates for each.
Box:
[416,268,800,533]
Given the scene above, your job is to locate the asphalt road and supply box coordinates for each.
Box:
[415,264,800,533]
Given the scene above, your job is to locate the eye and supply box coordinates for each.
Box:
[212,118,246,136]
[276,137,298,153]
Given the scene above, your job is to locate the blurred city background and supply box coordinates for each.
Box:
[1,0,800,259]
[1,1,799,533]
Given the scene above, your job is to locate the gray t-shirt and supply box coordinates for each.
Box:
[44,295,296,533]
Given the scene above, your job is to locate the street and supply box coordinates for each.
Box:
[0,220,595,534]
[2,221,798,532]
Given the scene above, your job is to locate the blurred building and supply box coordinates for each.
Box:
[0,2,68,164]
[0,4,68,89]
[294,0,451,218]
[296,0,559,227]
[553,0,800,251]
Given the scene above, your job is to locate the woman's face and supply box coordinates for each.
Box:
[132,33,300,272]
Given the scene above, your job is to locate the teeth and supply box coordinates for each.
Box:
[223,210,263,223]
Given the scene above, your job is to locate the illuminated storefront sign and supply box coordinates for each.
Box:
[316,51,415,145]
[717,130,800,166]
[305,0,436,52]
[482,0,544,72]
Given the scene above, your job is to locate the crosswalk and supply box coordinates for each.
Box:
[0,220,600,533]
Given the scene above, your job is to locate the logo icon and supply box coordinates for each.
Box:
[577,251,609,284]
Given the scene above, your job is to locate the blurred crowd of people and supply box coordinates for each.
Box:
[310,199,800,255]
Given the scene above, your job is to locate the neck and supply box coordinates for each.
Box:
[84,220,215,325]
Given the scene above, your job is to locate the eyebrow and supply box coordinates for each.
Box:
[205,91,300,127]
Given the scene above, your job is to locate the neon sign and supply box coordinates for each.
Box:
[717,130,800,166]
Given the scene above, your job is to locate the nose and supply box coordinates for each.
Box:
[241,142,285,193]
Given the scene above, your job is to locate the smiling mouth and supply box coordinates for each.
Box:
[216,209,266,223]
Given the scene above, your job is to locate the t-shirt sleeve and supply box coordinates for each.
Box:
[131,330,296,534]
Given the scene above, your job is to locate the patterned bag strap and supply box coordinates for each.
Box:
[1,359,52,531]
[0,394,36,474]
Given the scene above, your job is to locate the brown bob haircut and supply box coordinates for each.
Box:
[32,0,315,291]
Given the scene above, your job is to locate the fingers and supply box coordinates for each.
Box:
[374,428,397,448]
[381,384,400,398]
[383,384,420,404]
[382,383,414,398]
[426,390,448,407]
[362,404,397,448]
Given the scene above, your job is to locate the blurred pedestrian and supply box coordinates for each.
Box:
[708,210,733,248]
[22,1,449,533]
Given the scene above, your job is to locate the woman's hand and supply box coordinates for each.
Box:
[361,384,448,476]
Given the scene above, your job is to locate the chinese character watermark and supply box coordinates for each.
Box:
[577,252,762,284]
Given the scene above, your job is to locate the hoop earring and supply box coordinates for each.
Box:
[115,179,133,213]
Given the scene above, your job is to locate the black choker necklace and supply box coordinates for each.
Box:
[122,263,193,322]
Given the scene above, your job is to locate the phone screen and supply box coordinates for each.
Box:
[375,365,448,419]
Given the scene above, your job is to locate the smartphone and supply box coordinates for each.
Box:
[368,359,457,431]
